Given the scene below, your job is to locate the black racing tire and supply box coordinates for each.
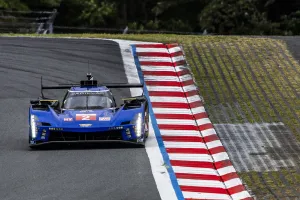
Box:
[137,141,146,148]
[29,134,33,145]
[29,145,39,150]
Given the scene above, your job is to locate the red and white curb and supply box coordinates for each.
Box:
[133,43,253,200]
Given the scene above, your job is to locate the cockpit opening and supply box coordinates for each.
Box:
[63,91,114,110]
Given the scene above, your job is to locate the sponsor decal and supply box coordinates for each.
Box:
[79,124,92,127]
[71,92,107,95]
[64,118,73,122]
[99,117,111,121]
[49,128,63,131]
[109,126,123,130]
[80,110,93,112]
[76,114,96,121]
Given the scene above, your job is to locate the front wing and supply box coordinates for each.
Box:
[29,125,146,147]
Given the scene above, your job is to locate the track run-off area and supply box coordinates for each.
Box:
[0,35,300,200]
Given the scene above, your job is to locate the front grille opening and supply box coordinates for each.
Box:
[48,130,123,141]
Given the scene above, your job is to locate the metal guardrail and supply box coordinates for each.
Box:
[0,9,210,35]
[52,25,204,35]
[0,9,57,34]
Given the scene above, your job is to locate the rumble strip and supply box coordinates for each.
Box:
[131,43,253,200]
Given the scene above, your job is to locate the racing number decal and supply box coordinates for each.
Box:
[82,115,91,120]
[76,114,96,121]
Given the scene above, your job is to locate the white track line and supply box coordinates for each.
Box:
[182,192,231,200]
[141,66,175,71]
[168,153,212,162]
[168,47,182,53]
[138,57,172,62]
[153,107,205,115]
[177,179,226,188]
[157,119,197,125]
[164,141,206,148]
[159,130,200,136]
[136,48,169,53]
[172,166,219,175]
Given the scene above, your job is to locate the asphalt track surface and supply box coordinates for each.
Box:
[0,37,160,200]
[279,36,300,62]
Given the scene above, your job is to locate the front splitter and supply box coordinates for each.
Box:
[29,140,145,149]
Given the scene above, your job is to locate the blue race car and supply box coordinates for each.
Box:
[28,73,149,148]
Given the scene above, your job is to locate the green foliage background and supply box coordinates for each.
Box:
[0,0,300,35]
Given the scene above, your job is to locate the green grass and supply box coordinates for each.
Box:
[239,170,300,199]
[2,33,300,199]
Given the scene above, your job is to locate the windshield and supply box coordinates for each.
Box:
[63,91,113,110]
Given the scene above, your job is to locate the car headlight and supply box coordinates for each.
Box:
[131,113,143,137]
[30,115,38,139]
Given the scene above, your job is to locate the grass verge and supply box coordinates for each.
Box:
[239,170,300,199]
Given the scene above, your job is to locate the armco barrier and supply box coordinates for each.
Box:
[132,43,253,200]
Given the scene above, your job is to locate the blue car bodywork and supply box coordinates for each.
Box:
[28,74,149,148]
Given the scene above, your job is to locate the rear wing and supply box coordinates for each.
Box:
[40,76,144,98]
[42,83,144,89]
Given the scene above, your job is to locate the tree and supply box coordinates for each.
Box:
[1,0,299,35]
[280,10,300,35]
[152,0,208,31]
[199,0,270,34]
[263,0,300,21]
[0,0,28,10]
[79,0,117,27]
[56,0,117,27]
[20,0,61,10]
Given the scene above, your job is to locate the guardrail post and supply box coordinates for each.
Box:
[123,26,128,34]
[36,23,44,34]
[46,9,57,34]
